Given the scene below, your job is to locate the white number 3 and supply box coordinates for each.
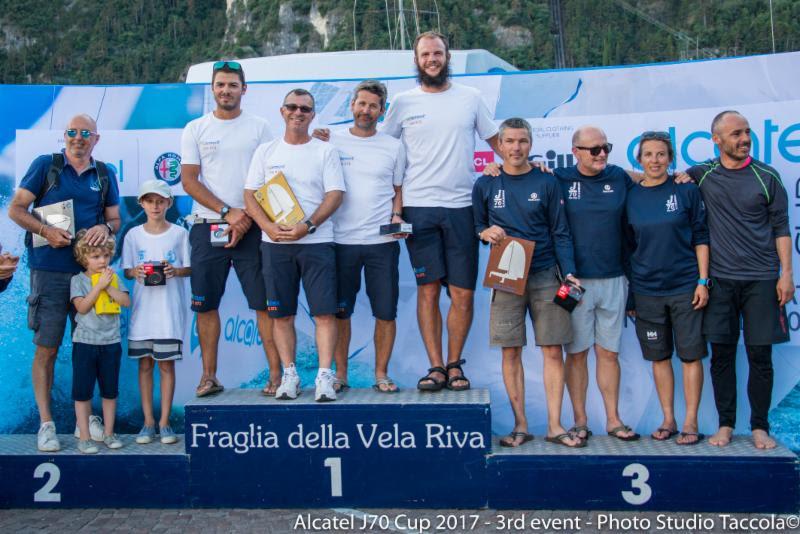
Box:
[621,462,652,505]
[33,463,61,503]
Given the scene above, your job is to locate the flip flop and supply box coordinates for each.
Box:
[196,377,224,398]
[332,378,350,394]
[651,427,679,441]
[568,425,592,441]
[676,432,705,446]
[545,433,587,448]
[499,431,534,447]
[607,424,641,441]
[417,366,447,391]
[261,380,280,397]
[372,376,399,393]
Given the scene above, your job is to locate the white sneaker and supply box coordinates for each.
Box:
[78,440,99,455]
[315,372,337,402]
[103,434,123,449]
[74,415,104,442]
[37,421,60,452]
[276,371,301,400]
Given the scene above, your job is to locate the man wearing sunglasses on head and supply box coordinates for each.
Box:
[181,61,281,398]
[9,113,121,451]
[244,89,346,402]
[556,126,640,443]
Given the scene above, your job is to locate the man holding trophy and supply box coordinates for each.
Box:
[244,89,346,402]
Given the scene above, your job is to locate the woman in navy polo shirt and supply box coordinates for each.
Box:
[625,131,710,446]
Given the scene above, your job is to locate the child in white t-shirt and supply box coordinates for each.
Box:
[122,180,191,445]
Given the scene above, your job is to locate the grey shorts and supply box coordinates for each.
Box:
[566,275,627,354]
[490,265,573,347]
[633,292,707,362]
[27,269,76,348]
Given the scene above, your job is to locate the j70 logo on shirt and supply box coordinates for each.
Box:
[493,190,506,209]
[665,194,678,213]
[568,182,581,200]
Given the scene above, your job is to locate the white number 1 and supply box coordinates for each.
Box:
[621,463,652,505]
[33,463,61,503]
[324,457,342,497]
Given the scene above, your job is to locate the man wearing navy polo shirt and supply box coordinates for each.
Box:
[9,114,121,451]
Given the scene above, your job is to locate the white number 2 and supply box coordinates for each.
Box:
[621,462,651,505]
[33,462,61,503]
[324,457,342,497]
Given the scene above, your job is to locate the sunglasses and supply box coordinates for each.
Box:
[283,103,314,113]
[65,129,96,139]
[640,131,671,141]
[213,61,241,71]
[575,143,613,156]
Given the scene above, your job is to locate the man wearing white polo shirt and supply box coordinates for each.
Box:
[330,80,406,393]
[244,88,346,402]
[381,31,499,391]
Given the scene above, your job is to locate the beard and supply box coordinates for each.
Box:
[722,141,751,162]
[416,61,451,88]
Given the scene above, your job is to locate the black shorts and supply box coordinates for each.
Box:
[633,292,707,362]
[703,277,790,345]
[189,223,267,312]
[261,242,337,318]
[403,206,479,290]
[335,242,400,321]
[72,342,122,401]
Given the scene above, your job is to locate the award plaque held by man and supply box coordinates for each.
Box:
[253,171,306,225]
[482,236,535,295]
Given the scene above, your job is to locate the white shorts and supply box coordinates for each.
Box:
[566,275,627,354]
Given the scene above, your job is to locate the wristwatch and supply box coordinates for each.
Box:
[304,219,317,234]
[103,222,114,234]
[220,205,231,220]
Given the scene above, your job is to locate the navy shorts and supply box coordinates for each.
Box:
[72,342,122,401]
[633,292,707,362]
[260,242,337,318]
[27,270,77,348]
[703,277,790,345]
[335,242,400,321]
[403,206,479,289]
[189,223,267,312]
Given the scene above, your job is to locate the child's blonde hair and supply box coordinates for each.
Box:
[73,228,116,267]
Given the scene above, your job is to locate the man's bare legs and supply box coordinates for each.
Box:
[334,318,351,386]
[314,315,337,369]
[272,315,297,368]
[542,345,581,446]
[564,349,589,436]
[335,317,397,391]
[32,345,58,424]
[417,281,473,387]
[500,347,529,446]
[196,310,220,384]
[256,310,281,393]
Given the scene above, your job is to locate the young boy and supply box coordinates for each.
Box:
[122,180,190,445]
[70,229,130,454]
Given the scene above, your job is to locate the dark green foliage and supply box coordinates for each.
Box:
[0,0,797,84]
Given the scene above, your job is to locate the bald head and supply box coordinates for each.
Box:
[572,126,607,147]
[711,110,744,135]
[571,126,610,176]
[63,113,100,164]
[66,113,97,132]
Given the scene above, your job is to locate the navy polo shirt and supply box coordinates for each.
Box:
[19,152,120,274]
[472,167,576,275]
[554,164,633,279]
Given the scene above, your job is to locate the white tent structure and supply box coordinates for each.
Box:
[185,49,517,83]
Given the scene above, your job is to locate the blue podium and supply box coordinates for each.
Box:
[1,388,798,511]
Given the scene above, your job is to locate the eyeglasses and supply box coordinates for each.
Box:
[575,143,612,156]
[640,131,671,141]
[213,61,241,71]
[283,103,314,113]
[65,129,96,139]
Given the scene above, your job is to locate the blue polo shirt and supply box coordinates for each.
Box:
[554,164,633,278]
[473,167,576,275]
[19,152,120,274]
[625,180,708,296]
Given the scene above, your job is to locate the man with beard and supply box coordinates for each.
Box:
[181,61,281,398]
[9,113,121,451]
[558,126,639,442]
[244,89,346,402]
[381,31,500,392]
[329,80,406,393]
[686,111,793,450]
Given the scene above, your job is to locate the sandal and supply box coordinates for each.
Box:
[373,376,399,393]
[333,378,350,394]
[196,376,224,397]
[607,424,640,441]
[261,380,280,397]
[651,427,679,441]
[545,432,586,448]
[445,359,471,391]
[676,432,705,446]
[499,431,534,447]
[568,425,592,441]
[417,366,447,391]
